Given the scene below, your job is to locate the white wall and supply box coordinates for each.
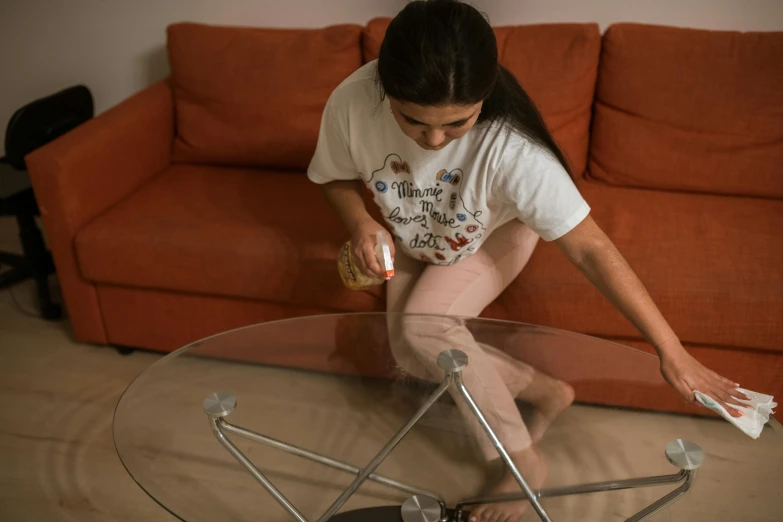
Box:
[0,0,407,146]
[1,0,782,146]
[474,0,783,32]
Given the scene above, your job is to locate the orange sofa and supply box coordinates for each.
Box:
[27,21,783,414]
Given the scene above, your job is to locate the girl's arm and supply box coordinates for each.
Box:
[555,215,746,415]
[322,180,393,278]
[322,180,375,233]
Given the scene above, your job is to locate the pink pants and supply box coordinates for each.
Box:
[387,220,540,460]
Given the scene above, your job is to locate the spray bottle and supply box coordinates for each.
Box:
[338,231,395,290]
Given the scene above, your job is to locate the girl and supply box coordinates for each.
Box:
[308,1,746,520]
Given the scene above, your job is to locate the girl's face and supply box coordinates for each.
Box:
[389,97,483,151]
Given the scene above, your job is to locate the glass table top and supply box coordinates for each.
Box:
[113,313,782,522]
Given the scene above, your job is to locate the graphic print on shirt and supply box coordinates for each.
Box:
[367,153,486,265]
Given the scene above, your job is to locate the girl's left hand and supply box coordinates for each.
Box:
[659,345,748,417]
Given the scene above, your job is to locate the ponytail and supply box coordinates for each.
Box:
[480,66,572,175]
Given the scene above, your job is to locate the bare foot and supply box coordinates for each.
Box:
[516,373,575,444]
[468,447,548,522]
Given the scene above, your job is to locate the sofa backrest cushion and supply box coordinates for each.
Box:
[167,23,363,170]
[363,19,601,177]
[589,23,783,198]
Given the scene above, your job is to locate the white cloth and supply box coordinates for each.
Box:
[307,61,590,266]
[694,388,777,439]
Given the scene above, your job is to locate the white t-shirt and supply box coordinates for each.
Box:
[308,61,590,266]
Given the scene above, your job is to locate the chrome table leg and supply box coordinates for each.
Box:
[204,374,451,522]
[204,350,705,522]
[440,349,553,522]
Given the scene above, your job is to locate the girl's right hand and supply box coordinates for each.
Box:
[351,218,395,280]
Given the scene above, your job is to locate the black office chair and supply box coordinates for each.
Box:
[0,85,93,320]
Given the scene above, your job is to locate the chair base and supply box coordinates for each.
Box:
[0,212,62,321]
[0,264,62,320]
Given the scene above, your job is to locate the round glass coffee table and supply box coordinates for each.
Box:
[113,314,782,522]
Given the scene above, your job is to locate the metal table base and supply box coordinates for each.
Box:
[203,349,704,522]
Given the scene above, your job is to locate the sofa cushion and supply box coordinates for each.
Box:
[76,164,383,312]
[483,180,783,352]
[363,19,601,177]
[167,23,363,170]
[590,23,783,198]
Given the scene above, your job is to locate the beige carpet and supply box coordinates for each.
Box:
[1,216,781,522]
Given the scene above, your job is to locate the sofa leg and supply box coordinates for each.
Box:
[115,345,136,356]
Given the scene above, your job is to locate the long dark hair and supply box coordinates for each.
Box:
[377,0,571,174]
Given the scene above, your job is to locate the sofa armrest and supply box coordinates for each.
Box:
[27,80,173,232]
[26,80,174,343]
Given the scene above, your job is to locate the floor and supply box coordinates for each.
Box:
[1,215,781,522]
